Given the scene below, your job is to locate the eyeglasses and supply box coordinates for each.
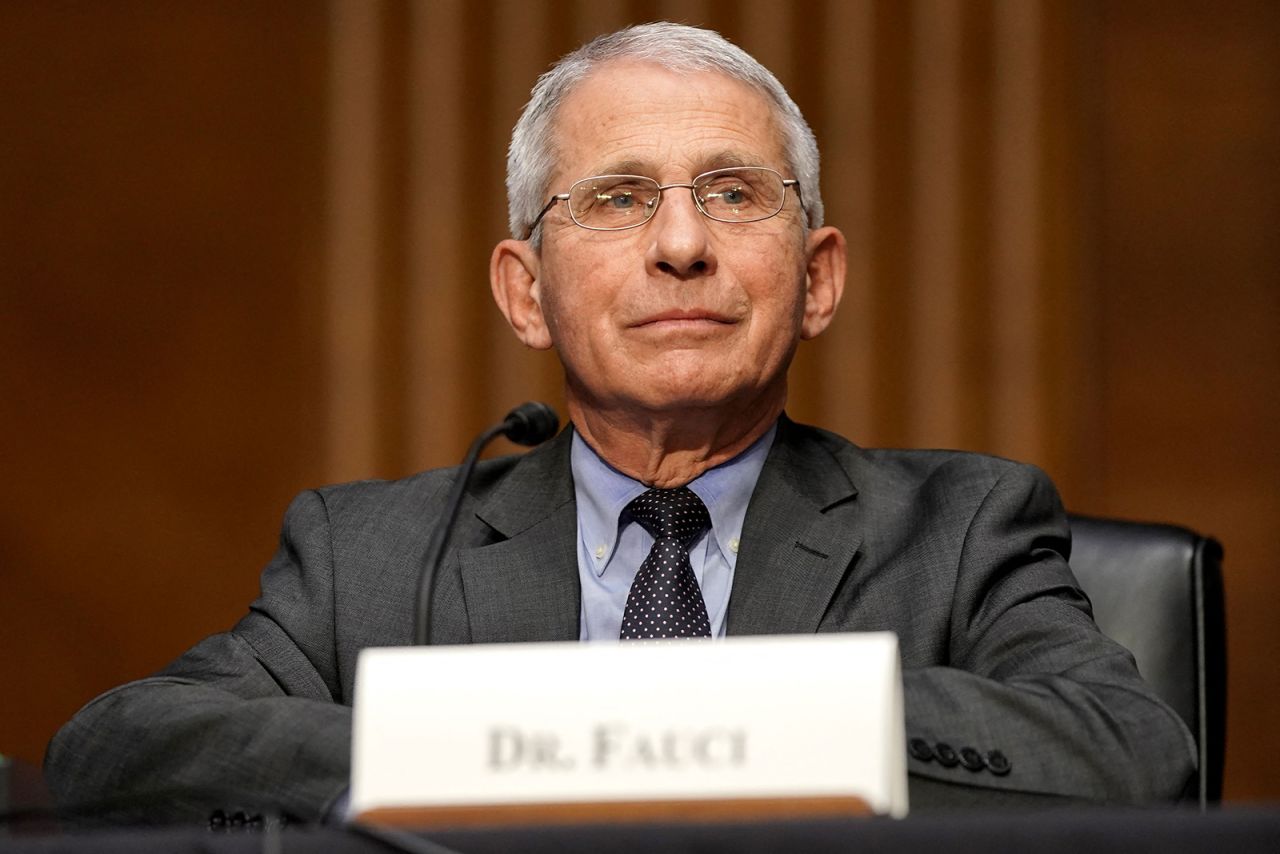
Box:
[525,166,802,240]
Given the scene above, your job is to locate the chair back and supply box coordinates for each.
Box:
[1067,514,1226,806]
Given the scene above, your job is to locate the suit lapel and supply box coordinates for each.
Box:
[450,419,862,642]
[457,429,582,643]
[727,418,862,635]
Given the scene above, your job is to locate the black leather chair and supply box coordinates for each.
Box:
[1066,514,1226,807]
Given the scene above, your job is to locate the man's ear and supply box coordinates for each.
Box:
[490,239,553,350]
[800,226,847,340]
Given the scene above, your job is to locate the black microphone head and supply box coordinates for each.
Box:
[501,401,560,446]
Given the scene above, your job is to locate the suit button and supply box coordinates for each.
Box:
[908,738,934,761]
[933,742,959,767]
[208,809,227,831]
[960,746,985,771]
[985,750,1012,776]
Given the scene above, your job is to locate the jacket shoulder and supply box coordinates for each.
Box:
[305,452,527,523]
[787,419,1038,494]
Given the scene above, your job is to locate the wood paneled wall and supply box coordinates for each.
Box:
[2,0,1277,801]
[1089,0,1280,803]
[1,0,331,781]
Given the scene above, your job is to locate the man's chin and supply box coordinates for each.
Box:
[566,365,785,423]
[626,385,780,421]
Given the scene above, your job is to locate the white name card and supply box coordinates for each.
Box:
[351,633,907,825]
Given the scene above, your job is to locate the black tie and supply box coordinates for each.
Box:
[619,487,713,640]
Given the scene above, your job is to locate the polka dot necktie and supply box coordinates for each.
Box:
[619,487,713,640]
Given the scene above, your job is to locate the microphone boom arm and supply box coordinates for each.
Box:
[412,402,559,646]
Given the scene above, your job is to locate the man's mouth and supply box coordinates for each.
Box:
[630,309,736,328]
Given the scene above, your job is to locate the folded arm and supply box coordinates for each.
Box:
[902,463,1197,806]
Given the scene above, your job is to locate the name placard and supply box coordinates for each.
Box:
[351,633,906,825]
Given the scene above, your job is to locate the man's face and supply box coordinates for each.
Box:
[496,61,843,423]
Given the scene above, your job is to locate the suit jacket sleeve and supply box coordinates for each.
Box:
[900,461,1197,805]
[44,489,352,824]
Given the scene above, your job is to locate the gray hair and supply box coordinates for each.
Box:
[506,21,824,241]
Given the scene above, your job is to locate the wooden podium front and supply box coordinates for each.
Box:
[356,794,872,829]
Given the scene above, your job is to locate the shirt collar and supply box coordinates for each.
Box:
[570,423,777,577]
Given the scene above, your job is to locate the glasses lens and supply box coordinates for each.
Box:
[695,168,786,222]
[568,175,661,230]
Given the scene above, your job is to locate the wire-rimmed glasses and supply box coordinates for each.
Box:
[525,166,803,240]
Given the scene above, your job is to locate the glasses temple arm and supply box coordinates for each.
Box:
[524,193,571,241]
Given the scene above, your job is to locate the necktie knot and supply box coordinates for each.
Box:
[626,487,711,547]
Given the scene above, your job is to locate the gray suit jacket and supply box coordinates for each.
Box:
[45,418,1196,822]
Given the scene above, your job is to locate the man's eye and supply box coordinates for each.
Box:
[598,192,636,209]
[704,184,753,207]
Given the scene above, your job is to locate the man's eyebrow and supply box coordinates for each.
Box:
[593,159,650,177]
[699,151,752,171]
[587,151,762,180]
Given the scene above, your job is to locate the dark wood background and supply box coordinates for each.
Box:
[2,0,1277,801]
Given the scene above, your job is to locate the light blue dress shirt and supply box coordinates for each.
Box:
[570,424,776,641]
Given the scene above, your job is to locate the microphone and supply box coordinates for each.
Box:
[499,400,559,446]
[412,402,560,645]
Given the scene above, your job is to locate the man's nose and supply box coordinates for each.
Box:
[644,188,717,279]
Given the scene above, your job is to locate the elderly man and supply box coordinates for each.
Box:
[46,23,1194,822]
